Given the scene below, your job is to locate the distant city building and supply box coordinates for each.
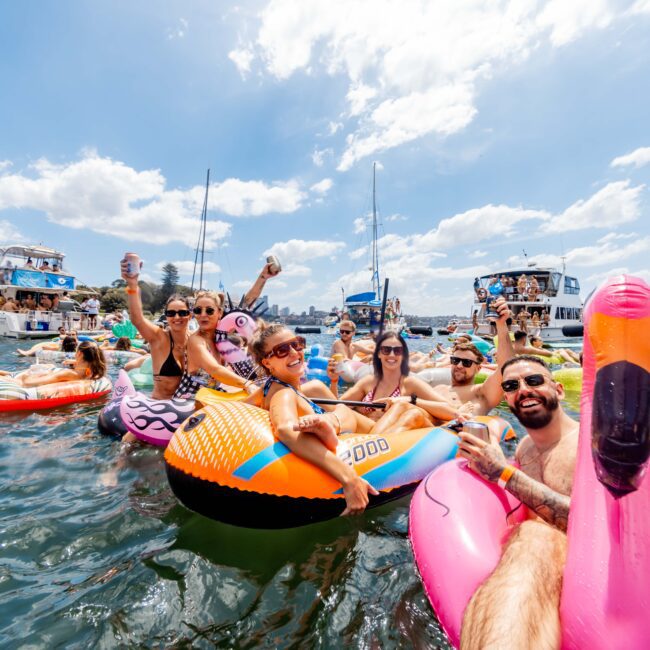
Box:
[309,305,315,316]
[257,294,269,315]
[280,306,290,316]
[270,304,279,317]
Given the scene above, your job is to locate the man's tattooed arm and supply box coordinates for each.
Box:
[505,470,570,532]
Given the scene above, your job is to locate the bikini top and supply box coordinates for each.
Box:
[263,376,325,415]
[155,331,183,378]
[359,381,401,415]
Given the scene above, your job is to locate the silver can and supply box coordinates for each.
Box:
[124,252,141,278]
[266,255,281,275]
[462,421,490,442]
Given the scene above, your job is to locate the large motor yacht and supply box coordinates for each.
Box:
[462,263,582,341]
[0,244,98,338]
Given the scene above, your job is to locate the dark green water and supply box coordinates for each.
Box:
[0,335,580,648]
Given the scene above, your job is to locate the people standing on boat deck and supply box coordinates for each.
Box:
[330,321,356,359]
[39,294,53,311]
[395,297,401,315]
[530,310,541,337]
[40,261,50,271]
[542,309,551,327]
[517,273,527,299]
[85,296,100,329]
[0,293,5,309]
[459,356,578,650]
[2,296,19,312]
[21,294,36,310]
[516,306,530,333]
[51,294,60,312]
[471,310,479,332]
[528,275,540,301]
[51,263,60,273]
[23,258,35,269]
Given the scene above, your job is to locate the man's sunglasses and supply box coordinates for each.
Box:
[450,356,479,368]
[265,336,306,359]
[501,373,547,393]
[379,345,404,356]
[193,306,217,316]
[340,329,354,335]
[165,309,190,318]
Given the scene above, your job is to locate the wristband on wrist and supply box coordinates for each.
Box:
[498,465,517,489]
[410,394,418,405]
[125,287,138,295]
[330,412,342,435]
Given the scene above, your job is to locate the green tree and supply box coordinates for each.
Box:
[112,278,127,288]
[159,263,180,304]
[101,288,128,313]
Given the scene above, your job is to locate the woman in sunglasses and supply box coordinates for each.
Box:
[250,325,465,515]
[122,256,193,399]
[336,332,471,424]
[174,291,255,400]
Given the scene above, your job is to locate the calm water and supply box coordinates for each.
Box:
[0,334,580,648]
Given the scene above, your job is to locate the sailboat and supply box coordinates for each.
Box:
[342,163,405,334]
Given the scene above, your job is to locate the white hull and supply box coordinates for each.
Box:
[0,311,103,339]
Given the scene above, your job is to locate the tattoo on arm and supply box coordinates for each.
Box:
[506,471,570,532]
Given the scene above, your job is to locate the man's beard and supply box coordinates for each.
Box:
[451,368,475,387]
[510,392,559,429]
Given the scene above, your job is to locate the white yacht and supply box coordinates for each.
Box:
[0,244,96,338]
[461,262,582,341]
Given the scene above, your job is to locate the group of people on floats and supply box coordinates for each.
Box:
[3,250,580,648]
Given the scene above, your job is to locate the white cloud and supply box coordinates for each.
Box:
[158,260,221,277]
[228,48,255,76]
[210,178,305,217]
[279,263,312,277]
[264,238,346,263]
[235,0,631,169]
[540,180,644,233]
[310,178,333,195]
[0,219,25,242]
[536,0,615,47]
[353,215,369,234]
[311,147,333,167]
[385,213,407,222]
[168,17,189,40]
[629,0,650,15]
[611,146,650,169]
[328,121,343,135]
[349,246,367,260]
[0,161,12,173]
[468,250,488,259]
[0,154,307,247]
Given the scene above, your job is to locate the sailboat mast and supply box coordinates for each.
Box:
[199,169,210,290]
[371,162,379,299]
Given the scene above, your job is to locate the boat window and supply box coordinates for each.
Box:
[547,273,561,297]
[564,276,580,295]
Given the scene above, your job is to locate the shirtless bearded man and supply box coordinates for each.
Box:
[458,355,579,650]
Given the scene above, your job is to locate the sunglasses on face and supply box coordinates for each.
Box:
[265,336,306,359]
[450,356,479,368]
[379,345,403,357]
[165,309,190,318]
[501,373,547,393]
[340,329,354,335]
[193,306,218,316]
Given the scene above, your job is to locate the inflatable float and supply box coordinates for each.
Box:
[0,371,112,412]
[164,400,513,528]
[128,356,154,389]
[96,370,199,445]
[409,275,650,648]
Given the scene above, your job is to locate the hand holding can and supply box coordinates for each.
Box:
[124,253,141,278]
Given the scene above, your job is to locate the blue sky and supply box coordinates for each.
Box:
[0,0,649,315]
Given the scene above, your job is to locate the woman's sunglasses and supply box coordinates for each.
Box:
[501,373,547,393]
[379,345,403,356]
[450,356,479,368]
[193,306,218,316]
[265,336,306,359]
[165,309,190,318]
